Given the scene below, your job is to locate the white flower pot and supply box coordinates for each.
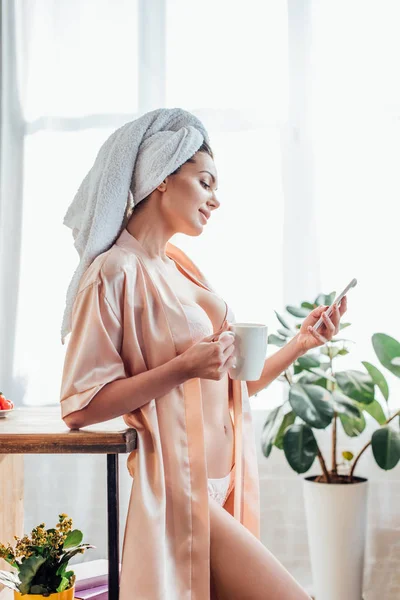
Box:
[303,475,368,600]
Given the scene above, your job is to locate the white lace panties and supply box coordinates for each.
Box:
[207,464,236,506]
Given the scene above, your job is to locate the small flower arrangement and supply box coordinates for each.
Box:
[0,514,95,596]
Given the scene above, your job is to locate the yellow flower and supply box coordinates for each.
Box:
[0,542,15,560]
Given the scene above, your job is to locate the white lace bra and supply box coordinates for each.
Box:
[181,301,235,343]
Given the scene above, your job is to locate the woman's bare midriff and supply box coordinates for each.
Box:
[163,258,235,479]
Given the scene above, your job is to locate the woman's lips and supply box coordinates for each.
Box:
[199,210,208,224]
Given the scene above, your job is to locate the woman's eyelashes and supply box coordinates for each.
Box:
[200,180,210,190]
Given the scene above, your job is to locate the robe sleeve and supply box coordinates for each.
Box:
[60,278,127,419]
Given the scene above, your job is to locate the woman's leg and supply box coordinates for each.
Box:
[209,495,311,600]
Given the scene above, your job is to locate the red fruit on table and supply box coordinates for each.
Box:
[0,396,13,410]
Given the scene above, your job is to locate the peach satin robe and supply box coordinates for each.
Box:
[60,228,260,599]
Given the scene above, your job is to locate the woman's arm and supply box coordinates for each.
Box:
[246,336,303,398]
[63,354,190,429]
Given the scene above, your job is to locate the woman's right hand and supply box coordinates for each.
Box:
[179,326,236,381]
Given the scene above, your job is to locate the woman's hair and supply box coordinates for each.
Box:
[168,139,214,176]
[126,139,214,218]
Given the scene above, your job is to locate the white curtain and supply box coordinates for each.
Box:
[2,1,400,598]
[1,0,289,411]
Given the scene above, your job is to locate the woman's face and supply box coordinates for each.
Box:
[160,151,220,236]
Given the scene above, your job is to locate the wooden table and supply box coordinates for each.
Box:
[0,407,137,600]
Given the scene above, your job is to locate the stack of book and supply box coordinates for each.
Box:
[73,559,121,600]
[75,584,108,600]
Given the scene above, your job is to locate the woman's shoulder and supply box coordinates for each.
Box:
[77,244,140,296]
[100,244,141,281]
[74,245,143,327]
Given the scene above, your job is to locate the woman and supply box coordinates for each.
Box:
[60,109,347,600]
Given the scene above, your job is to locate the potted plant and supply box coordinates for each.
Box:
[0,513,95,599]
[261,291,400,600]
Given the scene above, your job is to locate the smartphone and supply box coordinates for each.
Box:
[313,277,357,331]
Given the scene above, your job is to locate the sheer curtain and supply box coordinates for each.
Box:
[2,1,400,597]
[311,1,400,411]
[1,0,289,413]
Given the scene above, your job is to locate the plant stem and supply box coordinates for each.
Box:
[332,411,338,475]
[349,409,400,481]
[327,352,338,475]
[316,444,331,483]
[284,369,293,386]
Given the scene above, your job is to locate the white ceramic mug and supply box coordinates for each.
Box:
[225,322,268,381]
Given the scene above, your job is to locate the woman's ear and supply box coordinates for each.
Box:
[156,177,168,192]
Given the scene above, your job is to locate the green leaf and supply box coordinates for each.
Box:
[0,552,19,570]
[371,427,400,470]
[283,424,318,473]
[56,562,67,577]
[274,411,296,450]
[359,398,387,425]
[362,361,389,402]
[331,348,343,359]
[321,347,341,359]
[335,370,375,405]
[18,555,46,595]
[297,355,321,370]
[57,577,70,593]
[301,302,315,311]
[339,411,366,437]
[296,370,324,384]
[30,585,50,595]
[339,322,351,330]
[338,348,350,356]
[294,355,328,377]
[372,333,400,379]
[261,407,283,458]
[342,451,354,461]
[289,383,334,429]
[286,305,309,318]
[60,544,95,565]
[277,327,292,338]
[303,376,329,389]
[268,334,287,348]
[315,292,335,306]
[295,365,330,388]
[274,310,292,331]
[308,367,337,383]
[63,529,83,549]
[332,391,363,419]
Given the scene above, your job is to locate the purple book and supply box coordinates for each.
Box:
[74,584,108,600]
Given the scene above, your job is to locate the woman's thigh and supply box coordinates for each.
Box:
[209,495,311,600]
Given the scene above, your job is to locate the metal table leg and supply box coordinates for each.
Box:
[107,454,120,600]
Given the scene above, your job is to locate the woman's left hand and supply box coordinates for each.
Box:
[295,296,348,355]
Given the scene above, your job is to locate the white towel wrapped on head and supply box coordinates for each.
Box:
[61,107,210,344]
